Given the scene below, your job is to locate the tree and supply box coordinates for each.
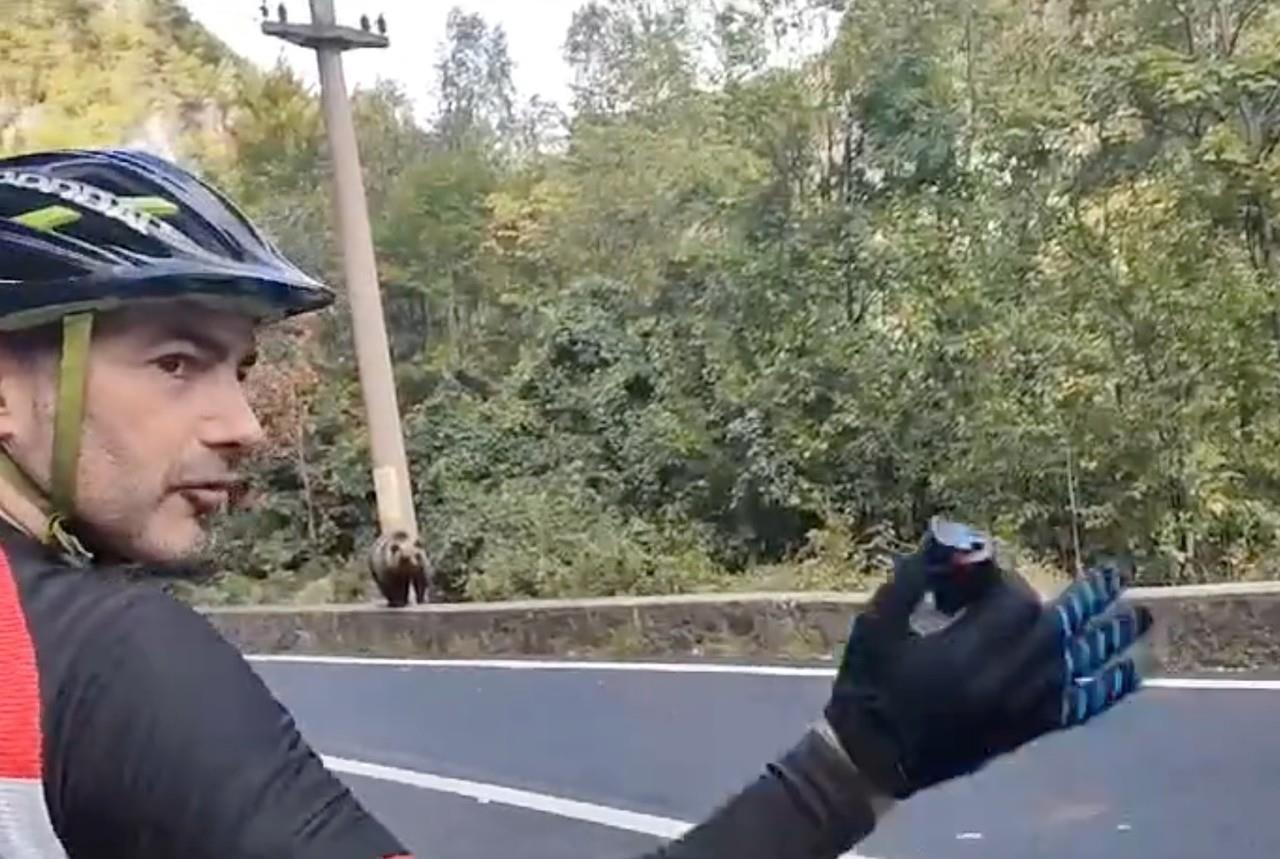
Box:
[17,0,1280,601]
[433,7,517,151]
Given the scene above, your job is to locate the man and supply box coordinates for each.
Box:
[0,148,1151,857]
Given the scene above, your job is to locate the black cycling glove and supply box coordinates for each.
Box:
[825,556,1152,800]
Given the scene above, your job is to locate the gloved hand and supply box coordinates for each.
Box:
[824,553,1152,801]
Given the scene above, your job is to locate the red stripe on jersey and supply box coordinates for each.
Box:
[0,547,42,780]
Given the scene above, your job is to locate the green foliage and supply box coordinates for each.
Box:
[14,0,1280,601]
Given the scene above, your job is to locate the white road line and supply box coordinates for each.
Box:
[325,755,689,839]
[1144,678,1280,691]
[249,654,837,676]
[249,654,1280,690]
[325,755,873,859]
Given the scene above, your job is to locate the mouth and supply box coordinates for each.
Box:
[174,481,240,517]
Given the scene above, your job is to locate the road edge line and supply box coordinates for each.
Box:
[325,754,875,858]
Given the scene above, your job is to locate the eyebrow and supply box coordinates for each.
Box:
[149,326,258,368]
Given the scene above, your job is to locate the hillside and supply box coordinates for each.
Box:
[0,0,247,157]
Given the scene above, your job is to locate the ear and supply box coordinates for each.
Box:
[0,354,23,443]
[0,346,48,447]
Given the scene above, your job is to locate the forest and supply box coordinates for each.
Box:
[2,0,1279,603]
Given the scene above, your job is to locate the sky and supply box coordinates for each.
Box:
[180,1,584,122]
[180,2,840,125]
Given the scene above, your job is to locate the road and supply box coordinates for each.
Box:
[250,656,1280,859]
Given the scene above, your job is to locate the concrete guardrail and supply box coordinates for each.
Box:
[201,581,1280,674]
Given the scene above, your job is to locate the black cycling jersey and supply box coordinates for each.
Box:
[0,519,874,858]
[0,520,408,858]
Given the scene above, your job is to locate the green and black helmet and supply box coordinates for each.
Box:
[0,147,334,560]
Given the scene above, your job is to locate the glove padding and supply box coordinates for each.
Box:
[824,556,1151,800]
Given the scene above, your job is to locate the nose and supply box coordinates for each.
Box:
[201,376,266,454]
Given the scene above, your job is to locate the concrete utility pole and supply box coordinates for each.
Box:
[263,3,419,543]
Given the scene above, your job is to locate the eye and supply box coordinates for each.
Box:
[154,353,197,378]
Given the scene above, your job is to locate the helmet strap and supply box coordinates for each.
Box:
[0,449,52,521]
[0,449,90,565]
[51,312,93,514]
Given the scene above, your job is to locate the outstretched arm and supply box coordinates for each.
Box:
[638,722,885,858]
[631,560,1151,859]
[40,551,1147,859]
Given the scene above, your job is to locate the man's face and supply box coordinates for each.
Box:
[0,301,266,563]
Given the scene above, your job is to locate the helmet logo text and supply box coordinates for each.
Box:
[0,171,158,236]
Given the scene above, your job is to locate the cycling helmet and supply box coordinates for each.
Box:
[0,147,335,561]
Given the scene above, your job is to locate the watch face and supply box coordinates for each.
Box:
[929,517,983,551]
[928,517,993,563]
[923,518,998,617]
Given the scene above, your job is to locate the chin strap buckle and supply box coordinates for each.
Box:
[46,513,92,567]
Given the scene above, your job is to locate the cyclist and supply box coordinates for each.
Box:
[0,148,1150,858]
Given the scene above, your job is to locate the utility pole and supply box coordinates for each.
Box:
[263,3,419,545]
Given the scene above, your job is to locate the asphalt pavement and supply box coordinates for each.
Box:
[251,657,1280,859]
